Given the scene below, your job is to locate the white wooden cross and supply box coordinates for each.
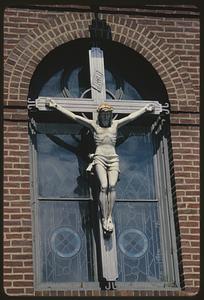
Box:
[36,47,164,284]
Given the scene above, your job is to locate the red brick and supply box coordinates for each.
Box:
[4,274,23,280]
[13,281,33,287]
[12,254,32,260]
[5,233,22,239]
[182,248,199,254]
[12,240,32,246]
[4,248,22,254]
[179,221,199,227]
[6,288,25,294]
[13,267,33,273]
[4,261,23,267]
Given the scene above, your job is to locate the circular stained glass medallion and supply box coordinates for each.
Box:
[118,229,148,258]
[50,227,81,258]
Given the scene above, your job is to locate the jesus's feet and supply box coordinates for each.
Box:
[107,217,113,232]
[102,218,113,234]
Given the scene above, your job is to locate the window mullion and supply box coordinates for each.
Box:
[38,197,92,201]
[116,199,159,202]
[154,129,179,286]
[29,130,41,288]
[153,131,170,282]
[161,135,180,287]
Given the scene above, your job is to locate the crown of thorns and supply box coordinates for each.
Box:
[97,103,113,112]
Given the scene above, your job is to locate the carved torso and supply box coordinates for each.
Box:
[92,121,118,156]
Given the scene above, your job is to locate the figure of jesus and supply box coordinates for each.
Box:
[46,99,154,234]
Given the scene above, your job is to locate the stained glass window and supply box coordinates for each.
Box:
[115,202,163,282]
[116,129,156,200]
[38,201,94,283]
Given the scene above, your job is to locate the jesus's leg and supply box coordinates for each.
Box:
[95,164,109,231]
[107,170,119,232]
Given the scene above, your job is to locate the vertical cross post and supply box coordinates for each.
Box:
[89,47,106,119]
[89,47,118,282]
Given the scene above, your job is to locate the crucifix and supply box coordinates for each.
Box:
[35,46,165,285]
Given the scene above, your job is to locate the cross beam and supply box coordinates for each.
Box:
[36,97,163,115]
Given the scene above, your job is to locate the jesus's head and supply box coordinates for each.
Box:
[97,103,113,128]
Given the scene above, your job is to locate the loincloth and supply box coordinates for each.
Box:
[86,154,120,173]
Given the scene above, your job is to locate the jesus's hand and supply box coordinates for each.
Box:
[145,104,155,112]
[45,99,58,108]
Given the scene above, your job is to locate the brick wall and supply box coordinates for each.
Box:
[3,4,200,296]
[3,120,33,295]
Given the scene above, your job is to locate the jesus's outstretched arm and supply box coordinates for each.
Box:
[46,99,94,130]
[116,104,155,128]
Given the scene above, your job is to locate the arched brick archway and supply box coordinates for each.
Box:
[4,12,196,110]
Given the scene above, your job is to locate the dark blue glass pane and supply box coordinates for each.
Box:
[116,130,156,200]
[64,67,90,98]
[105,69,142,100]
[39,70,64,97]
[37,133,90,198]
[114,202,164,282]
[39,201,94,282]
[105,69,116,98]
[123,81,142,100]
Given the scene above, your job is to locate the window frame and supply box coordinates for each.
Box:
[28,39,179,291]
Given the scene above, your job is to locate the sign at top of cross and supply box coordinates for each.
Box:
[89,47,106,101]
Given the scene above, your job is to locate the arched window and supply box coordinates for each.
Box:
[29,39,179,290]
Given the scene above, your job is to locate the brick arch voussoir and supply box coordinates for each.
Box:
[5,13,196,105]
[108,19,195,104]
[5,13,93,102]
[137,25,195,98]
